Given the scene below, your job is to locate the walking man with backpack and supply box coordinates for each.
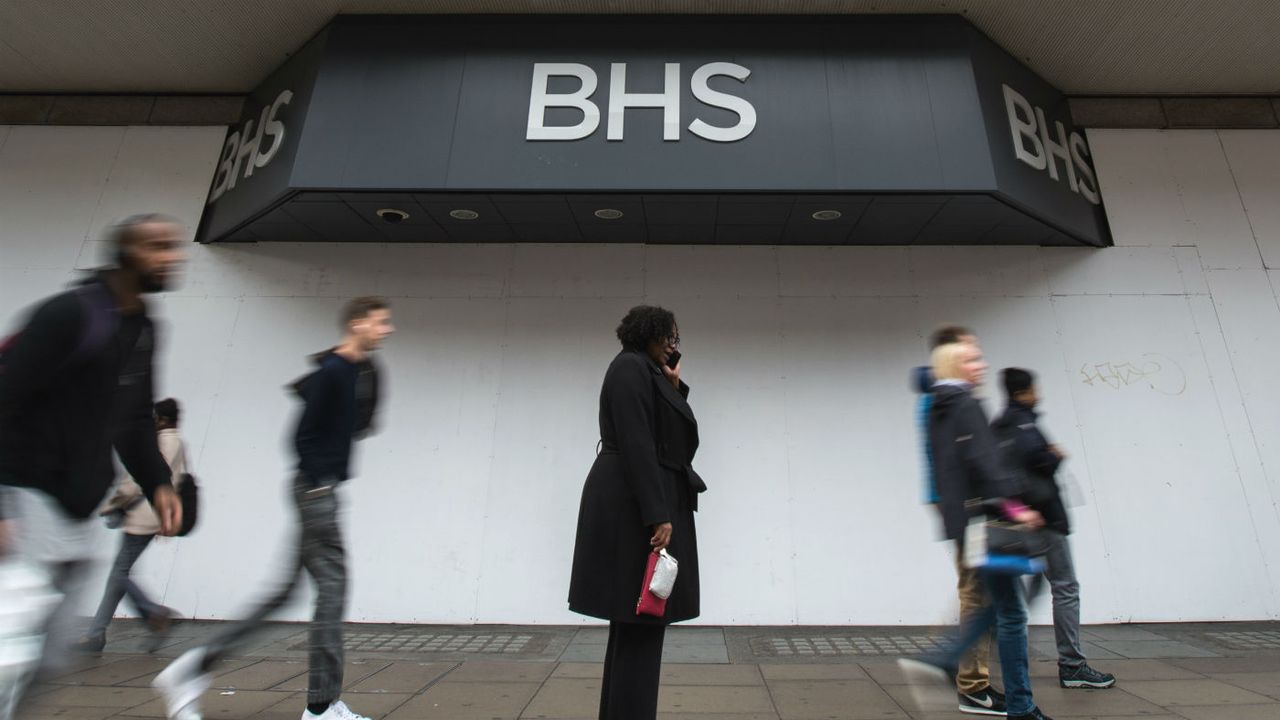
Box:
[154,297,393,720]
[0,215,186,718]
[992,368,1116,690]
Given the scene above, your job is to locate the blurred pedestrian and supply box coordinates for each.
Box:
[77,398,189,652]
[993,368,1115,690]
[900,341,1053,720]
[153,297,393,720]
[0,215,186,718]
[569,305,706,720]
[911,325,1004,715]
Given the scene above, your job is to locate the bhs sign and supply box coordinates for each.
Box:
[526,62,757,143]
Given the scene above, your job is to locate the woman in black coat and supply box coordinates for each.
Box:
[569,305,706,720]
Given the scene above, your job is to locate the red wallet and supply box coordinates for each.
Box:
[636,550,667,617]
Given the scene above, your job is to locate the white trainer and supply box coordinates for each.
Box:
[152,647,211,720]
[302,699,373,720]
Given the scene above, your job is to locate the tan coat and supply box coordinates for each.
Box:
[104,428,187,536]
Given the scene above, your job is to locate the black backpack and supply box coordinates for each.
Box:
[0,282,118,375]
[176,472,199,536]
[173,438,200,536]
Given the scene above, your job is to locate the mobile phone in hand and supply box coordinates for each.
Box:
[666,350,682,371]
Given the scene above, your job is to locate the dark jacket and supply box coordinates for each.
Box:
[992,402,1069,534]
[569,349,706,625]
[928,383,1018,542]
[294,349,380,484]
[0,275,172,518]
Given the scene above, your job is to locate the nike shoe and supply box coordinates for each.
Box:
[1009,707,1054,720]
[959,686,1008,715]
[1059,664,1116,689]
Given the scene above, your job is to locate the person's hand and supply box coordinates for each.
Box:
[152,485,183,537]
[650,522,673,551]
[1049,444,1066,460]
[1011,507,1044,529]
[661,359,681,392]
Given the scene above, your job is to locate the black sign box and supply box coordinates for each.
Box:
[197,15,1110,247]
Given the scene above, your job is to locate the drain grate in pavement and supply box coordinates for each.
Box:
[293,631,550,655]
[1206,631,1280,650]
[750,634,947,657]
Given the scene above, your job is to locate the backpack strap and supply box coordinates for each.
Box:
[69,281,120,365]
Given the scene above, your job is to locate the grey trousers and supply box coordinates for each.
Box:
[88,533,163,638]
[0,487,94,720]
[202,478,347,705]
[1032,530,1087,669]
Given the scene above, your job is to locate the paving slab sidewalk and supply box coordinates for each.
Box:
[20,621,1280,719]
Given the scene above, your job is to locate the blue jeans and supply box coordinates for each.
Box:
[89,533,165,638]
[936,569,1035,716]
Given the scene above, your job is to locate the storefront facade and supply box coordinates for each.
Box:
[2,8,1279,626]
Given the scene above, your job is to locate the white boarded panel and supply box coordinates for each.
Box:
[1052,294,1271,620]
[377,244,513,299]
[779,297,948,624]
[1174,246,1211,295]
[0,126,124,269]
[473,297,640,624]
[347,297,508,622]
[645,245,779,298]
[72,125,224,268]
[1089,129,1261,270]
[778,246,911,298]
[910,246,1049,297]
[1043,246,1192,296]
[1211,270,1280,482]
[1186,291,1280,613]
[669,297,794,625]
[176,243,385,300]
[1220,130,1280,270]
[507,244,644,298]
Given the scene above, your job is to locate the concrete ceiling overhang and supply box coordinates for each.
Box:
[2,1,1279,95]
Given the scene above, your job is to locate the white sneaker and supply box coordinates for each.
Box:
[897,658,954,713]
[302,699,373,720]
[152,648,211,720]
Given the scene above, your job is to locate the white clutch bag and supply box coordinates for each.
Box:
[648,548,679,600]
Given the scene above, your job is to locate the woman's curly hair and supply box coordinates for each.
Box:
[616,305,677,352]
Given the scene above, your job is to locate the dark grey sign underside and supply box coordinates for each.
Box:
[197,15,1110,248]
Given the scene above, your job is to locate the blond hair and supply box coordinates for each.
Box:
[931,342,972,382]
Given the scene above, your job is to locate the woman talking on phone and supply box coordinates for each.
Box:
[569,305,707,720]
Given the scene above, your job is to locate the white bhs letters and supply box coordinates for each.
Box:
[526,62,757,143]
[208,89,293,203]
[1002,84,1100,205]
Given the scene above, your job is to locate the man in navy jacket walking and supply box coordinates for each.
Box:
[154,297,393,720]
